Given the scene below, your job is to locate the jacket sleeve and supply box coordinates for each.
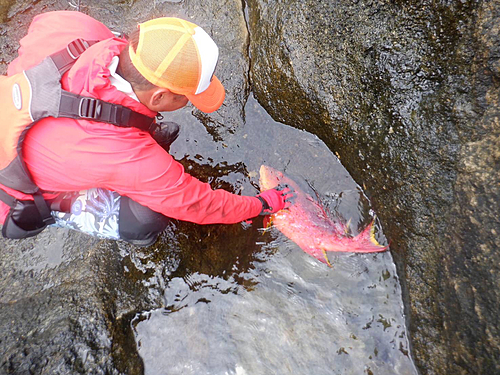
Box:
[22,120,263,225]
[107,142,264,224]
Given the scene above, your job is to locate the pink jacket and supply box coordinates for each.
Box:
[1,11,261,224]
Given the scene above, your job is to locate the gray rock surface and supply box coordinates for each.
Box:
[0,229,145,374]
[247,0,500,373]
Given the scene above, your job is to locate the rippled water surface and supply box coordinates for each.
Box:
[132,96,418,375]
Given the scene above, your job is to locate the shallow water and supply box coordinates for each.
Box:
[132,96,418,375]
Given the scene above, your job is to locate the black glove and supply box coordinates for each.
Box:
[153,121,180,152]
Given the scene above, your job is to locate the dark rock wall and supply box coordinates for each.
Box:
[247,0,499,374]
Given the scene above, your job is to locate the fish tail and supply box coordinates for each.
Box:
[352,219,388,252]
[322,219,388,253]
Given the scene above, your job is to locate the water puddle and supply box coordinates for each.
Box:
[131,95,418,374]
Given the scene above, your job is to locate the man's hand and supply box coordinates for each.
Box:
[256,184,296,215]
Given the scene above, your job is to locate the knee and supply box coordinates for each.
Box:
[119,197,169,246]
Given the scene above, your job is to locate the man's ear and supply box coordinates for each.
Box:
[148,88,171,112]
[135,86,189,112]
[135,87,171,112]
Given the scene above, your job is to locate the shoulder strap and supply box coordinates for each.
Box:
[0,188,17,208]
[50,39,156,133]
[32,191,55,225]
[0,188,55,231]
[59,91,156,133]
[50,38,99,75]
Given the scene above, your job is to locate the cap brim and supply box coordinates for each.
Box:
[186,76,225,113]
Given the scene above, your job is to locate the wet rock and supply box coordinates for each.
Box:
[0,229,149,374]
[247,0,499,373]
[0,0,249,373]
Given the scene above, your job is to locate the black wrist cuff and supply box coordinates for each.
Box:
[256,196,270,215]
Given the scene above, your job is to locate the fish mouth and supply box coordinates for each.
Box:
[259,165,282,190]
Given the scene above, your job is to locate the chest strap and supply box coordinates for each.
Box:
[59,91,156,133]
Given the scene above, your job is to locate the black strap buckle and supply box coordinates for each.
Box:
[67,38,90,60]
[79,97,102,119]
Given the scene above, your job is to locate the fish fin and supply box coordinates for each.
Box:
[322,249,333,267]
[345,218,352,234]
[365,219,383,247]
[369,221,379,245]
[262,216,273,233]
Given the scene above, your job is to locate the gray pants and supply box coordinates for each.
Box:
[52,188,169,246]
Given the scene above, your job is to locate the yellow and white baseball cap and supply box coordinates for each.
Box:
[129,17,225,113]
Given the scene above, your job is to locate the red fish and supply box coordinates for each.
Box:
[259,165,388,266]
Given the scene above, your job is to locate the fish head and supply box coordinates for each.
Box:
[259,165,284,190]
